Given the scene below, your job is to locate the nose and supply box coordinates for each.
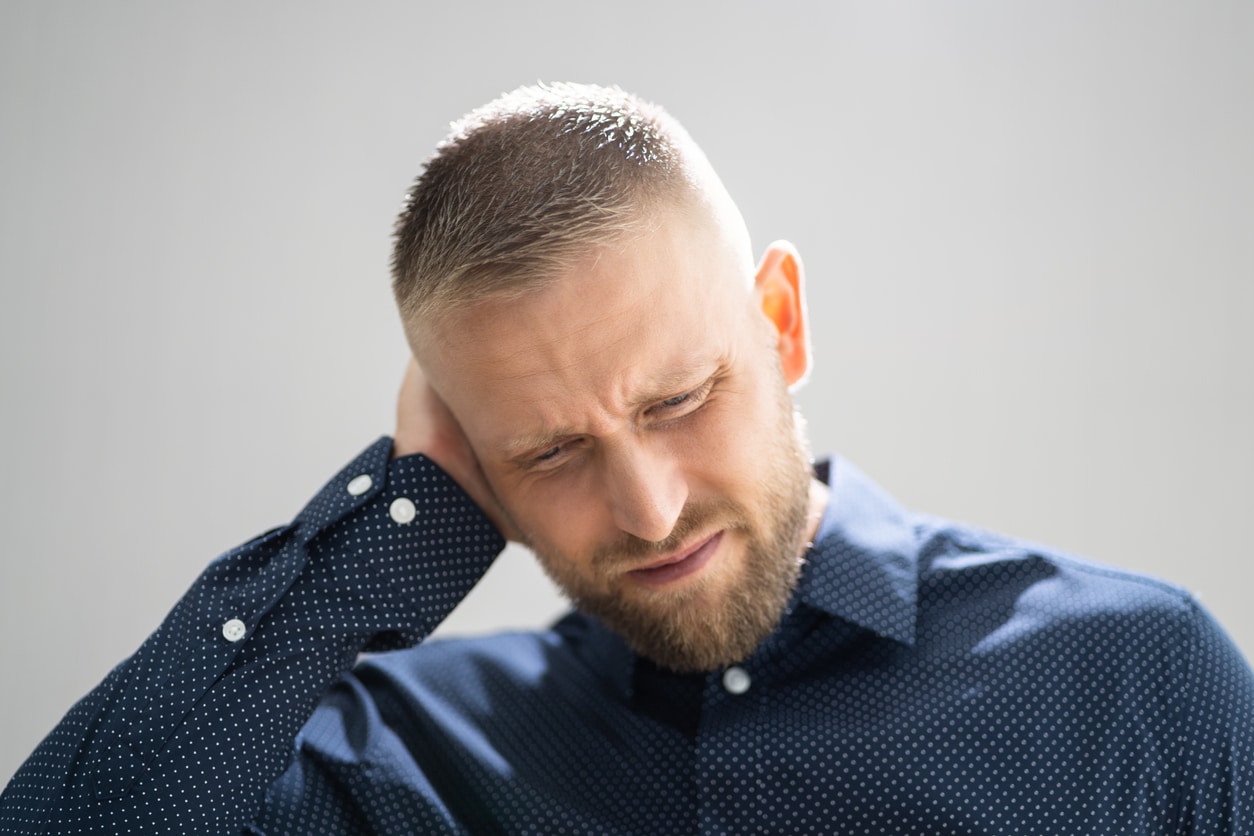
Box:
[602,438,688,543]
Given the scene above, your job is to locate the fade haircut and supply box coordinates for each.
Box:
[391,83,699,330]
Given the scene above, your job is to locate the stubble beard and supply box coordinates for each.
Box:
[529,383,814,673]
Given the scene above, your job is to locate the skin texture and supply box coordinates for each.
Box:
[398,199,828,672]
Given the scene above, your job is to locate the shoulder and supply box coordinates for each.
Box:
[916,513,1194,606]
[910,514,1205,659]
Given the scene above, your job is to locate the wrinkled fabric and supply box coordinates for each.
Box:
[3,443,1251,834]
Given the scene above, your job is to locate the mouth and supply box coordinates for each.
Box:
[626,531,724,588]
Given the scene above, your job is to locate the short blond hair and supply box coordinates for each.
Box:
[391,83,697,328]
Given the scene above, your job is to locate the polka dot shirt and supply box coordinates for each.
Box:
[3,442,1251,833]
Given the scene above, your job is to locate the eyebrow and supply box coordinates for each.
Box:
[502,426,582,460]
[499,358,721,459]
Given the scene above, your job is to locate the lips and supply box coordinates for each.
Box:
[627,531,724,587]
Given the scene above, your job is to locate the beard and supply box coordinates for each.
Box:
[527,375,814,673]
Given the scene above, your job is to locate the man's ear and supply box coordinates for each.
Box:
[754,240,811,388]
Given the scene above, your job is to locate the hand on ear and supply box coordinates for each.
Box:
[754,241,811,388]
[394,358,520,541]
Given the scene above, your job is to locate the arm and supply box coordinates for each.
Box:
[0,363,506,834]
[1175,598,1254,833]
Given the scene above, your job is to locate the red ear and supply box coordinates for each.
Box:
[754,241,810,387]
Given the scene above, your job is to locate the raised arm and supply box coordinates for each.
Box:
[0,362,506,834]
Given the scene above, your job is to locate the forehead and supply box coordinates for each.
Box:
[424,203,754,450]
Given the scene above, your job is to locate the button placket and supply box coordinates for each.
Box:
[722,666,751,695]
[389,497,417,524]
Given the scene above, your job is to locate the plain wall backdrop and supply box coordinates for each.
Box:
[2,1,1251,784]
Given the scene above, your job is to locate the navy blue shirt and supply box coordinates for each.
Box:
[3,438,1252,833]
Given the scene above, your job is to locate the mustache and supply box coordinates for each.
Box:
[591,500,748,569]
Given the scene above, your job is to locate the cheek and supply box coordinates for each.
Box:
[498,469,610,556]
[688,379,779,474]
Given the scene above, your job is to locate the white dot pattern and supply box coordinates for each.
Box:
[0,438,502,834]
[3,449,1251,834]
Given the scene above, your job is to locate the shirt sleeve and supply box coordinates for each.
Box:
[1175,597,1254,833]
[0,437,504,835]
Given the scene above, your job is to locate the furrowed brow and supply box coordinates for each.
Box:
[499,356,724,459]
[502,426,580,459]
[625,359,721,411]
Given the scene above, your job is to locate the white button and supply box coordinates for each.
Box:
[389,497,417,524]
[222,618,247,642]
[722,666,751,695]
[346,474,373,496]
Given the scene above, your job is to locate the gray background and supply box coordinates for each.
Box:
[2,1,1250,784]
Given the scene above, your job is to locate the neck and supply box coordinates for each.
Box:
[802,477,830,550]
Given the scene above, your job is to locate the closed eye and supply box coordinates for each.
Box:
[647,377,715,419]
[520,437,585,471]
[533,445,563,462]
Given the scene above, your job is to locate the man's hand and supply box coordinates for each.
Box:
[393,358,519,540]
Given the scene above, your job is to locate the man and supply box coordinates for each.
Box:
[3,83,1251,834]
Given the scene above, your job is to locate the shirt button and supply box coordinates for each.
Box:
[346,474,373,496]
[722,666,751,695]
[222,618,247,642]
[389,497,417,524]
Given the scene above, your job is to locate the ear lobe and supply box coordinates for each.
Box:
[754,241,811,387]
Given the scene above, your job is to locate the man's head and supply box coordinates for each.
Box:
[393,82,699,332]
[392,83,822,672]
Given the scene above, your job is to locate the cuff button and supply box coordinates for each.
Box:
[222,618,247,642]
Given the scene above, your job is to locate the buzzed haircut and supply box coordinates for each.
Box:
[391,82,697,329]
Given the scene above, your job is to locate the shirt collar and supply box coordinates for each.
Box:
[797,457,919,645]
[564,456,921,702]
